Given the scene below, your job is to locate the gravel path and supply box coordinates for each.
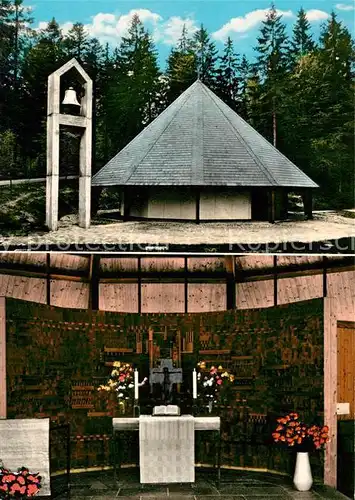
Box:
[0,212,354,251]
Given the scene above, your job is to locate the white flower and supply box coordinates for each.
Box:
[118,393,124,398]
[128,383,134,388]
[203,381,208,387]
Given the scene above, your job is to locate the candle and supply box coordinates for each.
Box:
[193,368,197,399]
[134,369,139,400]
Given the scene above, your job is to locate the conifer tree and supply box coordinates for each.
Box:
[193,25,217,88]
[105,14,161,154]
[254,4,289,145]
[20,19,65,172]
[290,7,315,64]
[237,54,251,119]
[166,25,196,103]
[215,36,239,110]
[63,22,89,62]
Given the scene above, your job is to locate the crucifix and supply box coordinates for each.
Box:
[150,359,183,404]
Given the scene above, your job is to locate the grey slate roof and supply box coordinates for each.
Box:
[92,80,318,188]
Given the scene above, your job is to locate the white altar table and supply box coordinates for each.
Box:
[112,415,221,484]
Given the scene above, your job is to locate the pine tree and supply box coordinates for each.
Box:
[166,25,196,103]
[105,14,162,155]
[237,54,251,119]
[254,4,290,145]
[193,25,218,88]
[20,19,66,174]
[0,0,13,131]
[289,7,315,64]
[63,22,89,62]
[312,12,354,205]
[215,37,239,110]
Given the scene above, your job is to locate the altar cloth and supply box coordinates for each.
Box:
[139,415,195,483]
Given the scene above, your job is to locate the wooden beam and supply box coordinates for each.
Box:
[0,176,78,187]
[184,257,188,314]
[58,114,87,128]
[138,257,142,314]
[0,296,6,418]
[123,187,130,221]
[323,256,328,298]
[46,253,51,306]
[303,190,313,220]
[324,297,338,487]
[88,255,100,310]
[273,255,278,306]
[268,189,276,223]
[225,257,236,310]
[195,189,200,224]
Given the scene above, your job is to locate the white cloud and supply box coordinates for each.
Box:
[157,16,199,45]
[305,9,329,21]
[37,9,164,44]
[335,3,355,11]
[37,9,199,47]
[212,9,294,42]
[85,9,162,43]
[36,20,73,35]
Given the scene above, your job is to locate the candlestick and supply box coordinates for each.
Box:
[134,369,139,400]
[193,368,197,399]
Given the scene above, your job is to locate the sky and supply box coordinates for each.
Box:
[26,0,355,67]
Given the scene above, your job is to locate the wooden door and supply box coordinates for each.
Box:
[337,321,355,420]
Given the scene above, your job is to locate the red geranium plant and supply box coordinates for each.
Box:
[272,412,329,452]
[0,463,41,499]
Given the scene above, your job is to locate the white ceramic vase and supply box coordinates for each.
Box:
[293,452,313,491]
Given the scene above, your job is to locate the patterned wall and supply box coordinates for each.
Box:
[5,297,324,477]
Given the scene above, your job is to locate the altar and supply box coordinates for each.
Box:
[112,415,221,484]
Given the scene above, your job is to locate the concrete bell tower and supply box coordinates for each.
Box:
[46,58,93,231]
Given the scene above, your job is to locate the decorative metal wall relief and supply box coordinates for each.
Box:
[5,297,324,476]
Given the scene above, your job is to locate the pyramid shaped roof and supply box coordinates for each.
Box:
[92,80,318,188]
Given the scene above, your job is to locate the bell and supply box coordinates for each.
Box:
[62,87,81,107]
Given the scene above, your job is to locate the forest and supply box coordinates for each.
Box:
[0,0,354,210]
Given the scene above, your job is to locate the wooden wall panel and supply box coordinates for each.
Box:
[324,298,338,488]
[235,255,274,271]
[0,252,46,268]
[0,296,6,418]
[188,283,226,312]
[50,280,89,309]
[188,257,226,273]
[99,283,139,312]
[323,271,355,488]
[278,275,323,305]
[277,256,321,267]
[141,283,184,313]
[50,253,89,272]
[141,257,185,273]
[100,257,138,274]
[0,274,46,303]
[328,271,355,321]
[236,281,274,309]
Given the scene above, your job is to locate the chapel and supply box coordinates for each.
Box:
[92,80,318,222]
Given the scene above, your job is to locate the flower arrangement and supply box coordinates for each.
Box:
[272,412,329,451]
[197,361,235,403]
[0,463,41,499]
[98,361,147,401]
[98,361,135,399]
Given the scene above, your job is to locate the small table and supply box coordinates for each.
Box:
[112,416,221,485]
